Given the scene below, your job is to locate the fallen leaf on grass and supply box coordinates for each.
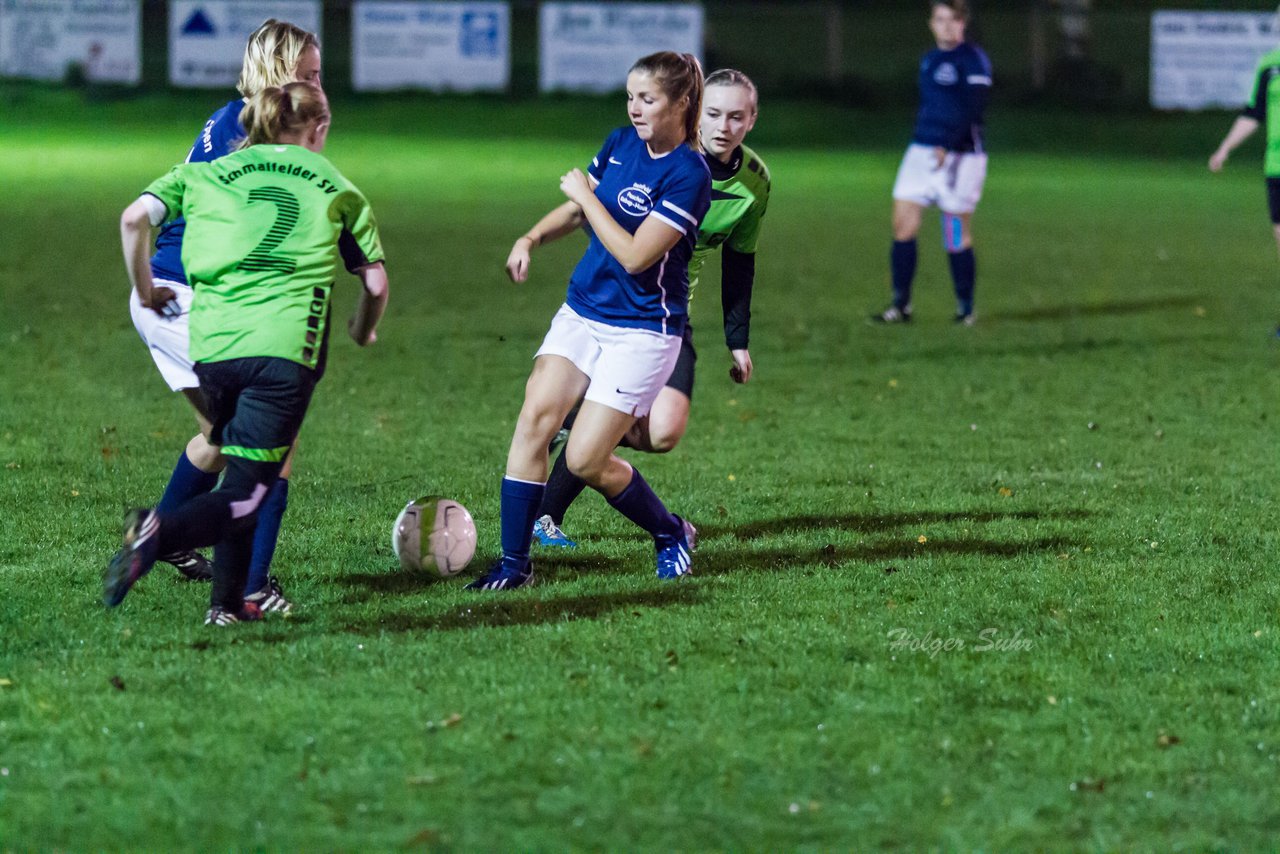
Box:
[917,535,928,544]
[1070,777,1106,793]
[998,487,1013,497]
[1156,731,1182,749]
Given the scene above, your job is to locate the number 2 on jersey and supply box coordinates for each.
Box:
[237,187,299,275]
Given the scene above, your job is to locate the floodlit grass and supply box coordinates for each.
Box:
[1,90,1278,849]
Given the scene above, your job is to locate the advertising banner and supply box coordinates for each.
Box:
[169,0,321,88]
[539,2,702,93]
[352,1,509,92]
[1151,11,1280,110]
[0,0,140,84]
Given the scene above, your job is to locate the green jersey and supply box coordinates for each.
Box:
[144,144,384,370]
[688,143,771,299]
[1244,48,1280,176]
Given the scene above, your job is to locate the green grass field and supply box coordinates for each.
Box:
[2,89,1279,849]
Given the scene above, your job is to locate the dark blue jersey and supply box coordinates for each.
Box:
[149,98,246,283]
[567,126,711,337]
[910,42,992,153]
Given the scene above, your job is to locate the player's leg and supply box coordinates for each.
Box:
[572,326,692,579]
[468,350,588,590]
[624,328,695,453]
[875,146,932,322]
[942,152,987,324]
[244,439,297,612]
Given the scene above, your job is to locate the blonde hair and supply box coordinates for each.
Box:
[705,68,759,114]
[629,51,704,152]
[236,19,320,98]
[238,83,329,147]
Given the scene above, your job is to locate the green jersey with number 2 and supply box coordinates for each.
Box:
[143,143,384,370]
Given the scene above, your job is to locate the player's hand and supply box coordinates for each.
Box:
[1208,149,1228,173]
[729,349,753,384]
[932,147,947,170]
[559,169,593,206]
[144,286,180,318]
[506,238,532,282]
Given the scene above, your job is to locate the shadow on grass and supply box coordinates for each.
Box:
[994,295,1200,323]
[338,585,701,634]
[693,535,1079,577]
[711,508,1090,542]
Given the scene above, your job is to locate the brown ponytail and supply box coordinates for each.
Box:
[629,51,705,152]
[237,82,329,148]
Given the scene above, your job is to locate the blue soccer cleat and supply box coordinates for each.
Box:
[532,515,578,548]
[655,516,697,580]
[103,508,161,607]
[465,558,535,591]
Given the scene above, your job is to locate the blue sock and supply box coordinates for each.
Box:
[606,467,679,540]
[501,477,545,570]
[157,451,219,515]
[948,247,976,316]
[245,478,288,594]
[891,239,917,309]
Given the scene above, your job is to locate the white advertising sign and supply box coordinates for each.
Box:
[352,1,509,92]
[169,0,321,88]
[539,2,703,93]
[0,0,140,84]
[1151,11,1280,110]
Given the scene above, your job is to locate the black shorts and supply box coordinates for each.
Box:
[665,323,697,400]
[195,357,317,464]
[1267,177,1280,224]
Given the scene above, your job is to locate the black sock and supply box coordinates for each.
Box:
[948,247,976,315]
[891,239,918,309]
[540,450,588,526]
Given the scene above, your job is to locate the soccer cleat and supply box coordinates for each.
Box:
[162,549,213,582]
[953,311,976,327]
[654,516,696,579]
[204,601,264,626]
[465,558,535,591]
[870,304,912,324]
[245,575,292,614]
[532,515,578,548]
[103,508,161,607]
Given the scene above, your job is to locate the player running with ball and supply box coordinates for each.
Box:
[531,68,771,549]
[469,51,711,590]
[106,83,388,625]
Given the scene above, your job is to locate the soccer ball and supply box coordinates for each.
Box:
[392,496,477,577]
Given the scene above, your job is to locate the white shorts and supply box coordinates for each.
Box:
[129,278,197,391]
[536,304,682,417]
[892,143,988,214]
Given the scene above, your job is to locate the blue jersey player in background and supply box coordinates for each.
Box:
[469,52,711,590]
[127,19,320,611]
[873,0,991,325]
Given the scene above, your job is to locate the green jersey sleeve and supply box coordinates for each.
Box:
[142,165,189,224]
[335,189,385,272]
[725,150,771,255]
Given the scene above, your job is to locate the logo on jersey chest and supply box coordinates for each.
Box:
[617,183,654,217]
[933,62,958,85]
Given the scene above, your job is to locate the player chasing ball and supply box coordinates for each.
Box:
[106,83,388,625]
[468,51,712,590]
[530,68,771,549]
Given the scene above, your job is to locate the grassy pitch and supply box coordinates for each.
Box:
[1,91,1278,849]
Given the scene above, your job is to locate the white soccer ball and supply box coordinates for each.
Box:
[392,496,477,577]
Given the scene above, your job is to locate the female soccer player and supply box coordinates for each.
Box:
[468,51,711,590]
[131,19,320,609]
[873,0,991,326]
[1209,43,1280,336]
[531,68,771,549]
[107,83,388,625]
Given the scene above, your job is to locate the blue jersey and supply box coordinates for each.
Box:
[566,127,711,337]
[910,42,992,153]
[149,98,246,283]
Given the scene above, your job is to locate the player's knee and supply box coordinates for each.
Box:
[186,433,225,473]
[564,446,607,486]
[645,425,682,454]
